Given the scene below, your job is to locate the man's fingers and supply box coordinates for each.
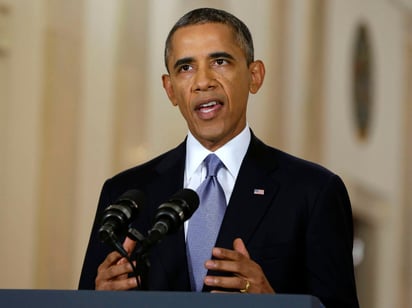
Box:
[205,258,247,275]
[100,251,123,269]
[95,258,137,290]
[233,238,250,259]
[208,239,255,279]
[98,259,133,280]
[97,276,138,291]
[123,237,137,255]
[95,242,139,291]
[211,238,250,261]
[204,275,248,291]
[205,238,275,294]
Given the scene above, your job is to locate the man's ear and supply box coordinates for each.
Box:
[162,74,178,106]
[248,60,265,94]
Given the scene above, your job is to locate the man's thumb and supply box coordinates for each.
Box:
[233,238,250,258]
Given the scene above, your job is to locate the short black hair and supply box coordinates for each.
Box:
[164,7,254,71]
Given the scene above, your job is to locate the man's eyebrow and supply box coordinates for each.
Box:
[173,57,194,71]
[209,52,235,60]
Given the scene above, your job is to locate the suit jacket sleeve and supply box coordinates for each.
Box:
[304,174,358,307]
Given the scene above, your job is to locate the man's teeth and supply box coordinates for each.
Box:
[200,101,218,108]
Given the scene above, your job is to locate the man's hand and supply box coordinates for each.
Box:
[204,238,275,294]
[95,237,139,290]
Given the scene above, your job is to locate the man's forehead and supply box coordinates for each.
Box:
[171,23,235,44]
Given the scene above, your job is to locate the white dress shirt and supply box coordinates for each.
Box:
[183,125,251,236]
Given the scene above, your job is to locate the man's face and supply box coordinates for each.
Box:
[162,23,265,151]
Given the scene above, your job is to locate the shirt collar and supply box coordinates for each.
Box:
[185,125,251,180]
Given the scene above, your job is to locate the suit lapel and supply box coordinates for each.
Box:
[146,140,191,290]
[152,145,185,197]
[216,135,280,249]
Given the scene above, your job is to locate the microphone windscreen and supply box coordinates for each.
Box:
[170,188,199,217]
[116,189,146,207]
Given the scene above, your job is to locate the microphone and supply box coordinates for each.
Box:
[143,188,199,250]
[98,189,145,255]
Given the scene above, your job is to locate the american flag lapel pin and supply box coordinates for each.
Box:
[254,188,265,195]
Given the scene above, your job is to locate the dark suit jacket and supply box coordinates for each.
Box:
[79,134,359,308]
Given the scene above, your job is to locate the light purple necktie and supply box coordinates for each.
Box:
[187,154,227,291]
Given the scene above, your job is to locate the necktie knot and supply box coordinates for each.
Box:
[204,154,223,178]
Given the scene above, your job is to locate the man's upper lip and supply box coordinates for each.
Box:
[194,99,223,110]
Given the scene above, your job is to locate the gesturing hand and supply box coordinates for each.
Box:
[95,237,139,290]
[203,238,275,294]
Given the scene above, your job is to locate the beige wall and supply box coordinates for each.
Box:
[0,1,411,307]
[325,1,412,307]
[0,0,46,288]
[404,11,412,306]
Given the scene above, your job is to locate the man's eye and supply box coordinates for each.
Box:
[179,64,192,72]
[215,59,227,65]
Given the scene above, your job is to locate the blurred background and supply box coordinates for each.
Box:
[0,0,411,307]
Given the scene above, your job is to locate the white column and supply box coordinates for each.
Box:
[71,0,120,287]
[283,0,312,156]
[144,0,187,157]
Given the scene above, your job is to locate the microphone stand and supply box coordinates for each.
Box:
[127,225,169,290]
[127,227,152,290]
[107,226,166,290]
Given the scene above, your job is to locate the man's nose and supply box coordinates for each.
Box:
[192,67,217,92]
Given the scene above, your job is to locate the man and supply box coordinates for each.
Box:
[79,7,359,307]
